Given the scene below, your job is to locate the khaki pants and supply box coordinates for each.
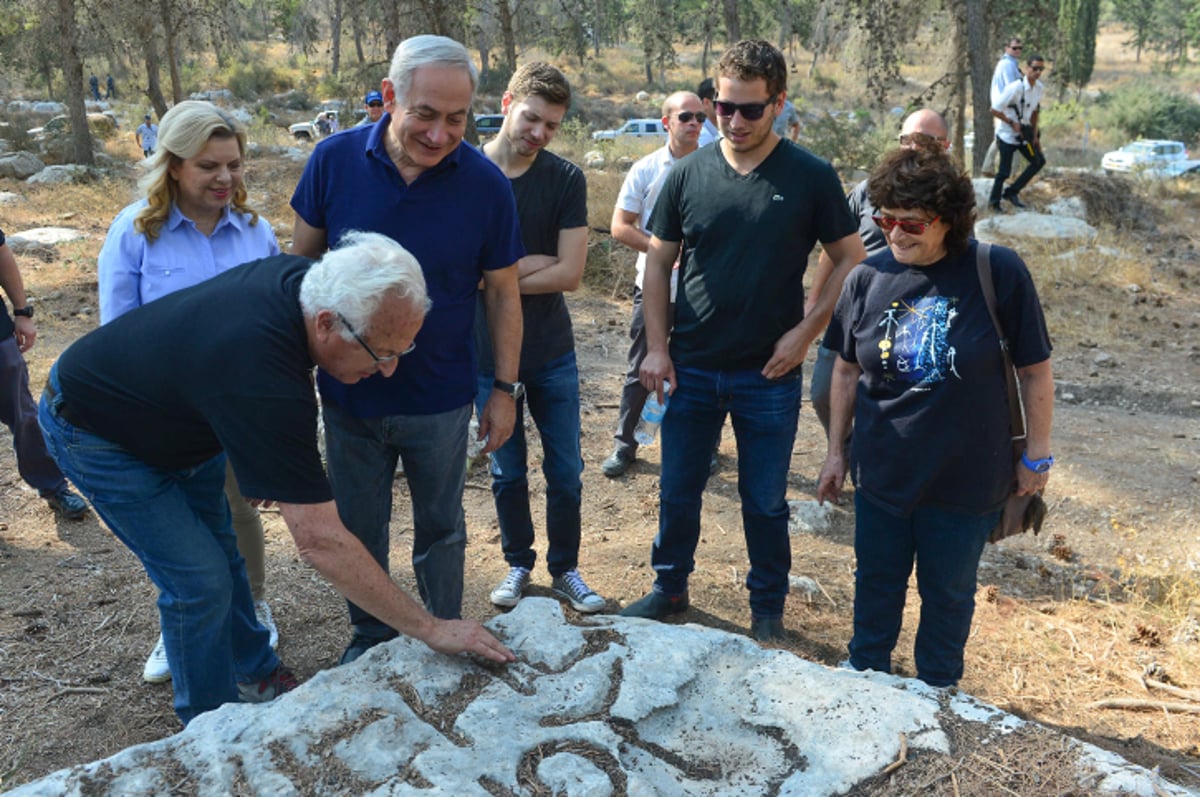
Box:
[224,460,266,600]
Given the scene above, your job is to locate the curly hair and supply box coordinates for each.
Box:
[715,40,788,100]
[134,101,259,242]
[866,148,976,257]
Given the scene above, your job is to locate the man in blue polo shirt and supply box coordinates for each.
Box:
[291,34,524,665]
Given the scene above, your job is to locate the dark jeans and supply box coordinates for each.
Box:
[651,365,802,618]
[849,493,999,687]
[612,288,669,458]
[322,401,470,633]
[475,352,583,576]
[39,368,276,724]
[0,336,68,496]
[990,135,1046,203]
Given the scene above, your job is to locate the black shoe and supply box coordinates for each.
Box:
[989,201,1004,214]
[339,631,397,665]
[45,488,88,521]
[601,450,633,478]
[619,590,689,619]
[750,616,786,642]
[1003,192,1027,209]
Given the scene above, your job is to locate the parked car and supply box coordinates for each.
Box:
[592,118,666,141]
[27,112,120,142]
[289,110,340,141]
[1100,139,1194,176]
[475,114,504,138]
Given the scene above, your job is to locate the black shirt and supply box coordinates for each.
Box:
[56,255,332,504]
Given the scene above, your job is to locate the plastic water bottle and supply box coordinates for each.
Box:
[634,381,670,446]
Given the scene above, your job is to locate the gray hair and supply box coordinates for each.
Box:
[299,231,430,338]
[388,35,478,107]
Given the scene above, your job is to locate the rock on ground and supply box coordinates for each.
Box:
[6,599,1187,797]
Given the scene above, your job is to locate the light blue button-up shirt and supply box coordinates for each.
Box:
[97,200,280,323]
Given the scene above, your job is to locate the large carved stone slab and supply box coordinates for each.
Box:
[7,599,1187,796]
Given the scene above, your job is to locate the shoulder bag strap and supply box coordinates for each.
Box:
[975,241,1026,440]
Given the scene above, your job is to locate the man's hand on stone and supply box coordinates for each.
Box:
[425,619,516,663]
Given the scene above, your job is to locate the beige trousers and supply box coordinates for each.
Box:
[224,460,266,600]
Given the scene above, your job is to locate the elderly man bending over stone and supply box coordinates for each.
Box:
[38,232,515,727]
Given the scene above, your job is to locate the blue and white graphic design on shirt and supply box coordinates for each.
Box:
[877,296,960,390]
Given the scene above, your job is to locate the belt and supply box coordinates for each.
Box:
[44,378,93,432]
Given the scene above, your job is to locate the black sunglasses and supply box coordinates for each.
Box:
[676,111,706,124]
[713,97,776,121]
[367,101,384,107]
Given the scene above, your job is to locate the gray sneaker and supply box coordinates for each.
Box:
[490,566,531,608]
[552,569,606,613]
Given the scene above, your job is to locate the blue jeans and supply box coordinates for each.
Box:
[476,352,583,576]
[651,365,802,618]
[849,493,999,687]
[38,370,276,725]
[322,400,470,632]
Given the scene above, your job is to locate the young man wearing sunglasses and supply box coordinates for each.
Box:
[473,62,607,614]
[603,91,708,478]
[621,40,866,642]
[982,37,1024,175]
[355,90,386,127]
[989,54,1048,212]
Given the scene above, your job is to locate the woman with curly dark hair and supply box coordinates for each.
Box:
[817,147,1055,687]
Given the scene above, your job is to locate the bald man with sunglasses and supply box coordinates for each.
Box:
[621,40,865,642]
[809,109,951,436]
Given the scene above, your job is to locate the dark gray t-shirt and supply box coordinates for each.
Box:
[846,179,889,257]
[475,149,587,377]
[648,140,857,371]
[824,241,1052,516]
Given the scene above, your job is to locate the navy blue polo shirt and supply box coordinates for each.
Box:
[291,117,524,417]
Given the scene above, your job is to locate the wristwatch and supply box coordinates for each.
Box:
[12,306,32,318]
[493,379,525,400]
[1021,451,1054,473]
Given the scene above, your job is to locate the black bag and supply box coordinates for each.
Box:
[976,243,1048,544]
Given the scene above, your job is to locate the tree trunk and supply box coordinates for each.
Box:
[949,0,968,170]
[497,0,517,72]
[55,0,93,165]
[722,0,739,44]
[330,0,343,74]
[965,0,991,176]
[143,38,168,117]
[160,0,183,102]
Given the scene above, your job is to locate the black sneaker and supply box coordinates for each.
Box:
[989,201,1004,214]
[601,450,633,478]
[750,616,786,642]
[619,590,689,619]
[1003,192,1027,209]
[45,488,88,521]
[339,630,397,665]
[237,664,299,703]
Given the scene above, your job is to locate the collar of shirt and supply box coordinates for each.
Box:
[167,202,243,236]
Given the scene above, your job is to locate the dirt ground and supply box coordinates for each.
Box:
[1,164,1200,794]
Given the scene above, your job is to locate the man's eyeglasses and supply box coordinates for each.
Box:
[1028,65,1045,73]
[872,215,941,235]
[676,111,706,124]
[336,311,414,364]
[1010,44,1023,51]
[367,101,384,107]
[713,97,776,121]
[898,132,948,149]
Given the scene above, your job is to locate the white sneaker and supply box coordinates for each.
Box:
[552,569,607,613]
[490,566,531,607]
[255,600,279,650]
[143,634,171,683]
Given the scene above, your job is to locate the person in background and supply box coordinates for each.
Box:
[808,109,951,438]
[982,37,1024,176]
[602,90,706,478]
[696,77,719,146]
[475,62,604,613]
[88,74,100,102]
[817,148,1053,688]
[135,114,158,158]
[357,90,386,127]
[989,53,1048,213]
[290,34,524,665]
[41,232,515,726]
[773,98,800,142]
[97,100,281,685]
[105,74,116,99]
[0,229,88,522]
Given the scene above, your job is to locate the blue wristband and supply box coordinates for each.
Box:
[1021,451,1054,473]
